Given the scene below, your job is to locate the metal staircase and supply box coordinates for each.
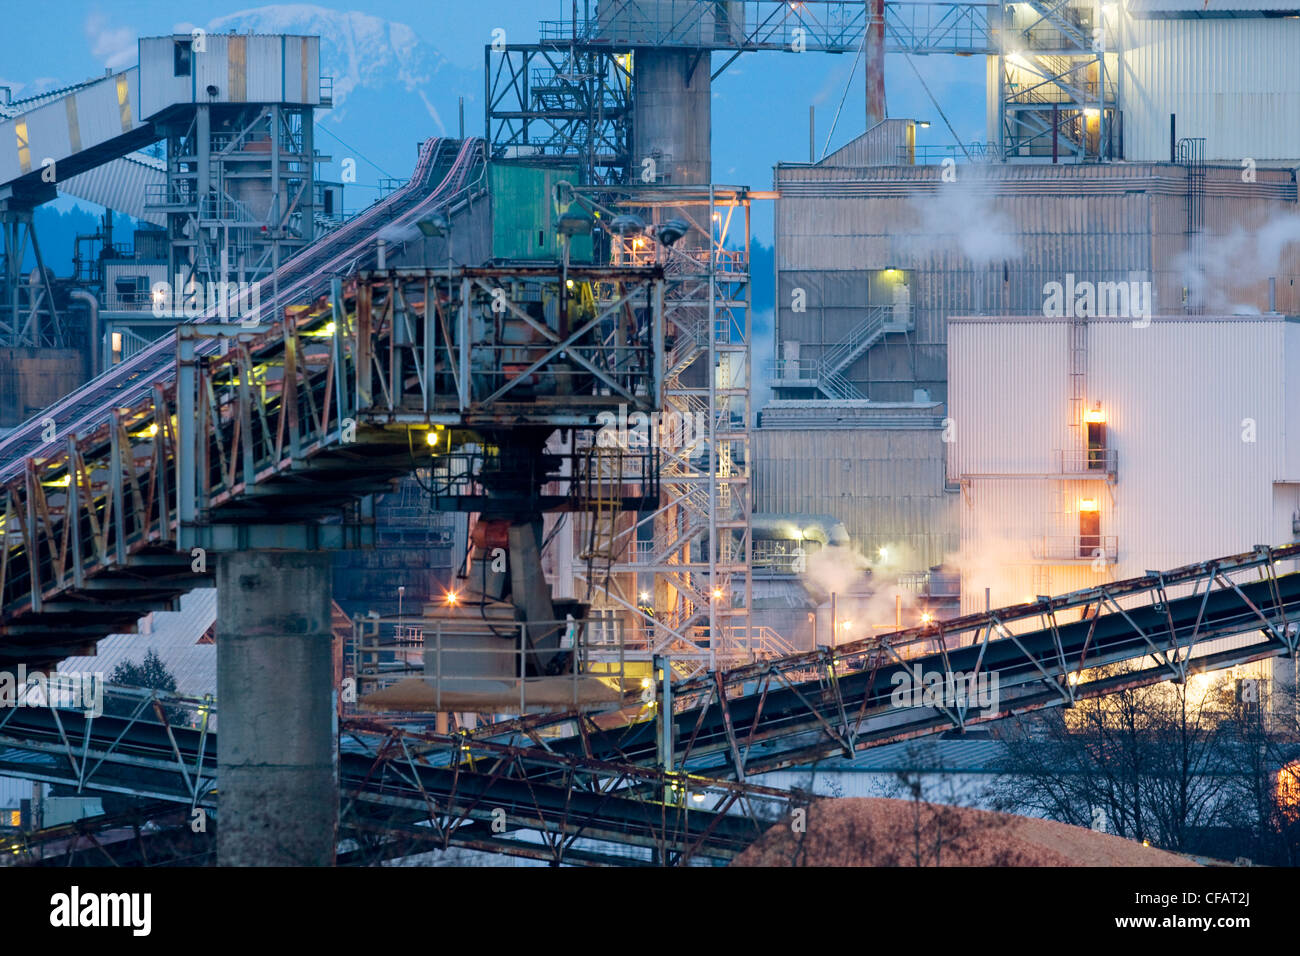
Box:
[780,303,914,401]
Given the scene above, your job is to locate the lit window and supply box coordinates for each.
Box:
[1079,499,1100,558]
[1085,405,1107,470]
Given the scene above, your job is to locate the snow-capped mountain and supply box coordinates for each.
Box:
[196,6,482,190]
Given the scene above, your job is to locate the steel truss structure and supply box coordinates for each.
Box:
[147,103,321,294]
[0,136,481,474]
[0,543,1296,864]
[0,204,66,348]
[565,185,755,676]
[475,543,1300,779]
[543,0,997,53]
[485,45,633,185]
[998,0,1120,161]
[488,2,998,185]
[0,257,663,665]
[0,684,797,867]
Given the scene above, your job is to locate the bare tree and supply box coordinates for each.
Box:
[995,665,1239,855]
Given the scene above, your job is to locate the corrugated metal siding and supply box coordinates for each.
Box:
[59,588,216,697]
[819,119,915,167]
[754,425,958,569]
[1120,15,1300,162]
[1289,323,1300,480]
[774,162,1299,403]
[139,34,321,119]
[60,154,166,226]
[0,775,32,807]
[951,316,1295,623]
[0,70,146,185]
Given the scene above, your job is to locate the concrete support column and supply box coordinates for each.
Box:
[216,550,336,866]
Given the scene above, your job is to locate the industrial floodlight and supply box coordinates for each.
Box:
[655,217,690,247]
[205,84,219,97]
[610,214,645,237]
[556,201,593,236]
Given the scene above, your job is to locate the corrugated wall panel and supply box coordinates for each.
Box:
[774,162,1298,403]
[952,316,1296,620]
[1120,16,1300,162]
[61,155,166,226]
[754,426,958,569]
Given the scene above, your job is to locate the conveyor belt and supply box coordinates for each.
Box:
[0,544,1296,864]
[0,136,483,480]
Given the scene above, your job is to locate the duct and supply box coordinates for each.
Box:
[68,289,99,378]
[752,513,850,547]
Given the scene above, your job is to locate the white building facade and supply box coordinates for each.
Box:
[948,315,1300,679]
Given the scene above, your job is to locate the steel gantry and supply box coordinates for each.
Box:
[488,1,999,185]
[0,257,665,666]
[998,0,1120,161]
[0,683,798,867]
[558,184,756,676]
[472,543,1300,779]
[1,543,1297,864]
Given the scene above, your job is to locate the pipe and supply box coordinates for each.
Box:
[69,289,99,378]
[750,513,851,547]
[377,238,387,270]
[865,0,886,127]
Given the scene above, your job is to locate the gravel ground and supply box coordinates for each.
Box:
[732,798,1199,867]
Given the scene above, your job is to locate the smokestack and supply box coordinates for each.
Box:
[865,0,886,127]
[377,238,387,270]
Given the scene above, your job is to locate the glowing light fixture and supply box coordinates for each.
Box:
[712,587,724,599]
[1084,407,1106,424]
[444,590,459,607]
[920,612,934,625]
[1079,498,1100,512]
[639,591,651,603]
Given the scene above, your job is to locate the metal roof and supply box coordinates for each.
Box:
[1127,0,1300,15]
[58,589,216,697]
[60,153,167,226]
[815,736,1010,773]
[0,77,102,118]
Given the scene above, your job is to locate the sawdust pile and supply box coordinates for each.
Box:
[732,798,1198,867]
